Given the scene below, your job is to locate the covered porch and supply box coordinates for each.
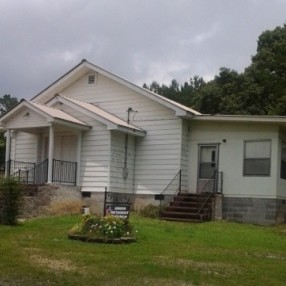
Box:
[0,100,90,185]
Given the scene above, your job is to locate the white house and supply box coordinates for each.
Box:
[0,59,286,225]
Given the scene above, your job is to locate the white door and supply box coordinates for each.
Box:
[197,144,219,193]
[44,135,77,162]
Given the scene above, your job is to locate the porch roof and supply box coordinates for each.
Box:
[0,100,90,130]
[47,94,146,137]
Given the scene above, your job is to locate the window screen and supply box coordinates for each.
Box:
[280,142,286,179]
[244,140,271,176]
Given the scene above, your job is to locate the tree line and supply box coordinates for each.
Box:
[143,23,286,116]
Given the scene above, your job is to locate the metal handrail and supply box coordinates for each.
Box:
[197,170,223,218]
[159,170,182,215]
[161,169,182,196]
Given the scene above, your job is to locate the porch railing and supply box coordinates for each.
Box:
[52,159,77,185]
[0,159,77,185]
[0,160,35,182]
[159,170,181,216]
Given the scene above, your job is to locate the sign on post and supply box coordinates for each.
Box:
[104,189,132,220]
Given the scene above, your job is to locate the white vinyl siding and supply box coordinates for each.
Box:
[109,131,135,193]
[5,108,48,129]
[189,121,278,198]
[61,73,182,194]
[53,102,110,192]
[180,119,189,192]
[14,132,38,163]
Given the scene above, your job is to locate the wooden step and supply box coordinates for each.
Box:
[165,206,211,214]
[160,192,214,223]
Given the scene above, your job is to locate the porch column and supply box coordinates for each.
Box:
[76,131,82,186]
[47,125,54,183]
[5,129,11,177]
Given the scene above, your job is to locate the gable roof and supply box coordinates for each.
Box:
[31,59,201,117]
[47,94,146,137]
[0,100,89,130]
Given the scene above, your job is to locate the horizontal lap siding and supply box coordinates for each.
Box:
[180,120,189,192]
[134,117,182,194]
[62,73,182,194]
[109,131,135,193]
[5,109,47,129]
[14,132,38,163]
[53,103,110,192]
[81,124,110,192]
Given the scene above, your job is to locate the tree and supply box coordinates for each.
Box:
[245,23,286,115]
[0,94,19,162]
[144,23,286,116]
[0,94,18,115]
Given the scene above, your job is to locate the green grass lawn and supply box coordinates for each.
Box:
[0,214,286,286]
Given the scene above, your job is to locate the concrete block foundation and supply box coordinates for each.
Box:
[222,197,286,225]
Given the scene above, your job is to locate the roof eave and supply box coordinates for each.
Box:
[107,125,146,137]
[52,118,90,130]
[193,114,286,124]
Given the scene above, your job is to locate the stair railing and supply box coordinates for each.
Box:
[26,159,49,184]
[159,170,181,216]
[197,170,223,220]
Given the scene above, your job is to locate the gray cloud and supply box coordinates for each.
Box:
[0,0,285,99]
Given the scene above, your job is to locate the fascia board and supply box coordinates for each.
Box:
[51,96,115,127]
[107,125,146,137]
[0,101,53,124]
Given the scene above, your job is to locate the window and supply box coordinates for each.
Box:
[243,140,271,176]
[280,142,286,179]
[199,145,218,179]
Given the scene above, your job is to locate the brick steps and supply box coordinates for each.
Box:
[160,192,214,223]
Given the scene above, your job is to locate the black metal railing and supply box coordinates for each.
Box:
[0,158,76,185]
[197,170,223,218]
[31,159,48,184]
[0,160,35,182]
[52,159,77,185]
[200,170,223,194]
[159,170,181,215]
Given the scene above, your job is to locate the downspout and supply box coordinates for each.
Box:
[123,108,133,180]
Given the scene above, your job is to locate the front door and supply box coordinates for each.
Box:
[44,135,77,162]
[197,144,219,193]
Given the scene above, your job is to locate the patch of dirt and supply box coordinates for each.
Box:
[153,256,240,277]
[30,254,77,272]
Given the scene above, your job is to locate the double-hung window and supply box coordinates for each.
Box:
[243,140,271,176]
[280,142,286,179]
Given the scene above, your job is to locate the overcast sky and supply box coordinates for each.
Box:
[0,0,285,100]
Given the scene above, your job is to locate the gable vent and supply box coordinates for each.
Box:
[88,73,97,85]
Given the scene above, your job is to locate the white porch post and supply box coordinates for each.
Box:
[5,129,11,177]
[47,125,54,183]
[76,131,82,186]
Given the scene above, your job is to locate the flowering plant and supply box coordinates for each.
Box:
[69,214,134,241]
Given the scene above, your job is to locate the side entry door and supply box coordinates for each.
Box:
[197,144,219,193]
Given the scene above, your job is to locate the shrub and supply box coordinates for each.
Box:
[139,204,160,218]
[0,177,23,225]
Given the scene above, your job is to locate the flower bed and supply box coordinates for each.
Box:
[68,214,136,244]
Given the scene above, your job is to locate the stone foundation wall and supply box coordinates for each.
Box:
[222,197,286,225]
[21,184,82,218]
